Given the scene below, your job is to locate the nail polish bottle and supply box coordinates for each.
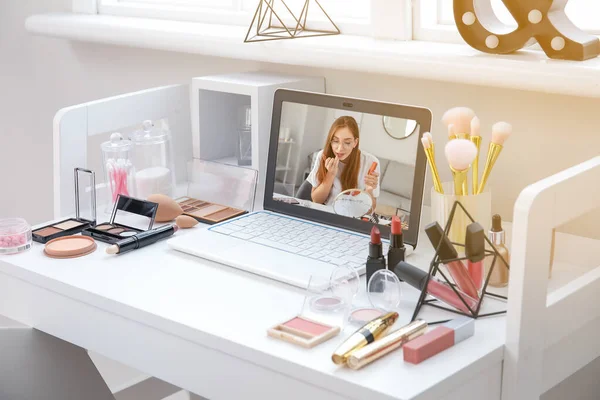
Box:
[486,215,510,287]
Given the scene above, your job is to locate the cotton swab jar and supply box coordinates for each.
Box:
[131,120,176,200]
[101,133,136,212]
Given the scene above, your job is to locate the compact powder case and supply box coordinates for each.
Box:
[82,195,158,244]
[33,168,97,244]
[176,197,246,225]
[44,236,97,259]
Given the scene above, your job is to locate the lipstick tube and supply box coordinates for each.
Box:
[366,226,386,289]
[332,312,398,365]
[465,222,485,291]
[394,262,479,315]
[425,222,479,300]
[387,216,405,273]
[347,320,427,370]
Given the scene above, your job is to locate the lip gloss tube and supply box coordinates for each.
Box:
[465,223,485,291]
[404,317,474,364]
[394,261,479,314]
[425,222,479,300]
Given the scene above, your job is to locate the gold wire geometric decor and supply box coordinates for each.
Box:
[244,0,340,43]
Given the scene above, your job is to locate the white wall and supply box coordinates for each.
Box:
[4,1,600,239]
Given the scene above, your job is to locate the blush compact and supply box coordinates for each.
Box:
[33,168,97,244]
[82,195,158,244]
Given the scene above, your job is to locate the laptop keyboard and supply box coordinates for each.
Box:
[208,212,389,271]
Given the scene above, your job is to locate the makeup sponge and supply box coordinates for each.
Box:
[148,194,183,222]
[175,215,199,229]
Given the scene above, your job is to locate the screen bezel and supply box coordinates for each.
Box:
[264,89,432,249]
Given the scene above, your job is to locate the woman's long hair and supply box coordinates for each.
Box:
[316,116,361,191]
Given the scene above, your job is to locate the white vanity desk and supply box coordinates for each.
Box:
[5,81,597,400]
[0,215,509,400]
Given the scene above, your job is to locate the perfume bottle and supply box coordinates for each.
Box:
[486,214,510,287]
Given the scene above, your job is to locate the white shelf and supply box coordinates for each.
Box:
[26,13,600,99]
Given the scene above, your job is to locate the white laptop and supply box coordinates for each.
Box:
[168,90,431,288]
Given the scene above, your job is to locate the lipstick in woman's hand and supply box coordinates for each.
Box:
[387,216,405,276]
[366,226,386,289]
[368,162,378,175]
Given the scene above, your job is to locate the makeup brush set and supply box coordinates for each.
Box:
[422,107,513,196]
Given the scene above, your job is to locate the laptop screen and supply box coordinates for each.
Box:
[264,90,431,247]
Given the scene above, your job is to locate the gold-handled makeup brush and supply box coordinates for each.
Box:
[424,132,434,158]
[442,107,476,140]
[470,117,482,195]
[445,139,478,196]
[421,134,444,194]
[477,122,513,194]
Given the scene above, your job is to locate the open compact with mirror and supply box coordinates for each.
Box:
[266,91,430,249]
[82,195,159,244]
[33,168,97,244]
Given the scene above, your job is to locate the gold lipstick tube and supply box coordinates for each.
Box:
[347,320,428,370]
[470,136,482,195]
[477,143,503,194]
[332,312,398,365]
[424,147,444,194]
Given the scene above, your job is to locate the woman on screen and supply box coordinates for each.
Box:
[307,116,380,207]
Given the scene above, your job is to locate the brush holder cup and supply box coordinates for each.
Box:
[430,182,491,245]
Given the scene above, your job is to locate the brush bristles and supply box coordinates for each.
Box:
[445,139,478,171]
[442,107,476,135]
[448,124,457,139]
[421,136,431,150]
[424,132,433,143]
[471,116,481,137]
[491,122,512,145]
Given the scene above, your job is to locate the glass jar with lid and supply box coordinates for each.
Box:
[131,119,176,199]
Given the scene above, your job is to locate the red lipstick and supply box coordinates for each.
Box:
[387,216,406,274]
[368,162,378,175]
[366,226,386,288]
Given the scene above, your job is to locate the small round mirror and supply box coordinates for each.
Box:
[383,117,419,140]
[333,189,373,218]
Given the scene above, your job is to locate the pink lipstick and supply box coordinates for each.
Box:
[465,223,485,291]
[394,261,479,314]
[425,222,479,300]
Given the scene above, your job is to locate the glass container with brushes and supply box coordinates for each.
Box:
[424,107,513,244]
[101,133,136,213]
[131,119,176,200]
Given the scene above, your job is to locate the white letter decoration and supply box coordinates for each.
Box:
[454,0,600,61]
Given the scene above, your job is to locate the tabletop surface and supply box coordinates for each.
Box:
[0,209,524,400]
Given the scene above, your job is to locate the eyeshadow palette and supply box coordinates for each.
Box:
[176,197,246,224]
[32,168,97,244]
[32,219,94,244]
[82,195,158,244]
[268,316,340,348]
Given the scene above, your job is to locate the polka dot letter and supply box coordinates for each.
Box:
[454,0,600,61]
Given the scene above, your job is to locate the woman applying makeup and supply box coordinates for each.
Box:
[307,116,380,208]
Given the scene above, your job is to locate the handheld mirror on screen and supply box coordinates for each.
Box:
[332,189,373,218]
